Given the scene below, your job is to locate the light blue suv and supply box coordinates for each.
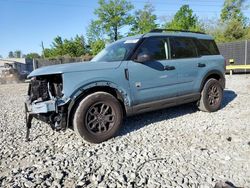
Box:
[25,29,225,143]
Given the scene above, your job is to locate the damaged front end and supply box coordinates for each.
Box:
[25,74,69,141]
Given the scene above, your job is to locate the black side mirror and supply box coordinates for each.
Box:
[135,53,152,63]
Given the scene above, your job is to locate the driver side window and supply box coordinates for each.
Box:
[137,37,169,61]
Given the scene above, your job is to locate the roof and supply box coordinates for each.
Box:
[144,31,213,40]
[115,31,213,43]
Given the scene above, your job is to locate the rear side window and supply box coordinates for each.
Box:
[137,38,167,60]
[170,37,198,59]
[196,39,220,55]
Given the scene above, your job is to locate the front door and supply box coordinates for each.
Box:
[127,37,179,105]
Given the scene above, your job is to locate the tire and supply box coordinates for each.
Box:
[198,78,223,112]
[73,92,123,143]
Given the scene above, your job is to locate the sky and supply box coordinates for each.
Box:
[0,0,249,58]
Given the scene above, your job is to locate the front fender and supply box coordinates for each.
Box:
[65,80,131,128]
[69,80,131,106]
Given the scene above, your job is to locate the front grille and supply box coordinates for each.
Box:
[28,74,63,102]
[29,80,50,102]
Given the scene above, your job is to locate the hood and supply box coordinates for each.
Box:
[28,61,121,78]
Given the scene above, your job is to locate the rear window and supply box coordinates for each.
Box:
[196,39,220,55]
[170,37,198,59]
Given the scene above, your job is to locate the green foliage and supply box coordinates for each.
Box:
[90,40,106,55]
[224,19,246,41]
[87,20,104,44]
[245,27,250,39]
[44,35,86,58]
[221,0,246,23]
[216,0,248,42]
[95,0,134,41]
[26,53,41,59]
[63,35,86,57]
[165,5,204,32]
[52,36,64,56]
[130,3,157,35]
[43,48,55,58]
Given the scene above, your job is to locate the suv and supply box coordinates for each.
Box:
[25,29,225,143]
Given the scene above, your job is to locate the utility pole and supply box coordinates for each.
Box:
[245,40,248,74]
[41,41,45,58]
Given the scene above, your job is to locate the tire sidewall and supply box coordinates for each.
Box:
[201,79,223,112]
[73,92,123,143]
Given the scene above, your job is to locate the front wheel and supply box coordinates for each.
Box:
[198,78,223,112]
[73,92,123,143]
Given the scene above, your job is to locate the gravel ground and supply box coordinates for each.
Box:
[0,75,250,188]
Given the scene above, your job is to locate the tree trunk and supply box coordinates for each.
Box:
[114,26,118,41]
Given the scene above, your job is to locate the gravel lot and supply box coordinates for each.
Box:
[0,75,250,188]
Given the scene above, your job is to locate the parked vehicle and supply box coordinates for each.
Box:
[25,29,225,143]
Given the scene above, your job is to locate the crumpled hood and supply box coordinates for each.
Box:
[28,61,121,78]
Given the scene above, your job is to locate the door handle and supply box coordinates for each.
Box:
[198,63,206,68]
[164,65,175,71]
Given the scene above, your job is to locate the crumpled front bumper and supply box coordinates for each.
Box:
[24,99,57,141]
[24,97,69,141]
[25,99,57,114]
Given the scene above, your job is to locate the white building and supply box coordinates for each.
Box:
[0,58,34,75]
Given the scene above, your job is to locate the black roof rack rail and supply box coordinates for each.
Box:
[149,29,206,34]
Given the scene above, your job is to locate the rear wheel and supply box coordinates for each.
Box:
[73,92,123,143]
[198,78,223,112]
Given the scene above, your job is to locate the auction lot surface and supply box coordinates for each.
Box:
[0,75,250,188]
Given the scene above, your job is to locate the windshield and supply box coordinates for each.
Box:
[91,39,139,62]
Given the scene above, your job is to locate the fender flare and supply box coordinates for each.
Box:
[200,70,225,91]
[66,81,131,128]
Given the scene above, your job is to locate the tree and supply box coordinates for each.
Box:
[220,0,248,41]
[130,3,157,35]
[26,53,41,59]
[165,5,203,31]
[44,48,56,58]
[43,35,87,58]
[221,0,246,23]
[52,36,65,56]
[73,35,86,57]
[86,20,105,44]
[14,50,22,58]
[246,27,250,39]
[94,0,134,41]
[224,19,246,41]
[201,18,226,42]
[63,35,86,57]
[86,20,106,56]
[8,51,14,58]
[90,40,105,55]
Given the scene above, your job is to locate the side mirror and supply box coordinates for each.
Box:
[135,53,152,63]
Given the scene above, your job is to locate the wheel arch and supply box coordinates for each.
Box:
[66,82,130,128]
[200,70,225,92]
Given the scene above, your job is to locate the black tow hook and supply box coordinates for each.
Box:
[25,103,33,142]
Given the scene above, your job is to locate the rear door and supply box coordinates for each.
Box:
[127,37,179,105]
[168,37,200,95]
